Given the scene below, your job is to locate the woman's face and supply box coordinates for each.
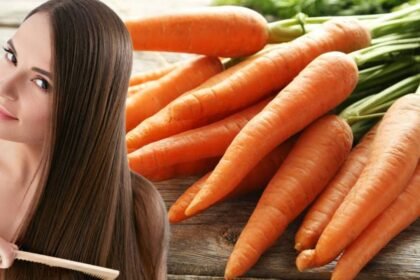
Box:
[0,12,53,145]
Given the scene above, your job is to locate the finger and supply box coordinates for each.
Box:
[0,252,14,268]
[0,255,10,269]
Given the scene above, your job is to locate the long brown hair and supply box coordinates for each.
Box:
[2,0,169,279]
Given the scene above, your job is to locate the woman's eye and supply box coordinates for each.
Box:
[3,47,17,65]
[34,78,49,92]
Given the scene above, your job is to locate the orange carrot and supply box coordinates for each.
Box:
[128,97,273,173]
[124,6,268,57]
[224,115,353,279]
[129,63,177,87]
[127,82,149,98]
[125,56,223,132]
[332,162,420,280]
[294,124,378,252]
[125,18,370,150]
[185,51,359,217]
[168,138,294,223]
[296,94,420,271]
[142,157,220,182]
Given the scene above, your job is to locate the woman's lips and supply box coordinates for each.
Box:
[0,105,18,120]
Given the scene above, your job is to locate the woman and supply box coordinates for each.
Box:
[0,0,169,279]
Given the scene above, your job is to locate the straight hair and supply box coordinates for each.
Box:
[2,0,169,279]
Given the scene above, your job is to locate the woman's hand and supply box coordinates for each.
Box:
[0,237,18,269]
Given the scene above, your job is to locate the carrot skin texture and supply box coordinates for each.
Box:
[127,82,149,98]
[125,56,223,132]
[296,94,420,271]
[124,6,269,57]
[169,138,294,223]
[295,124,378,252]
[185,51,359,217]
[128,97,273,176]
[125,18,370,150]
[128,63,177,87]
[224,115,353,279]
[332,163,420,280]
[142,157,220,182]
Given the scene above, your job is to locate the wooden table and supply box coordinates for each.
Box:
[160,178,420,280]
[1,1,419,279]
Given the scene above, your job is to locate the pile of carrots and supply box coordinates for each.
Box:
[123,4,420,280]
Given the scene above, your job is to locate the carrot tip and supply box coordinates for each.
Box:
[294,242,302,252]
[296,250,316,272]
[224,266,236,280]
[168,210,181,224]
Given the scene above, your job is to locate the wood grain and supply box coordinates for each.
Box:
[159,177,420,280]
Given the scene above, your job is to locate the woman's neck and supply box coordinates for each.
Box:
[0,139,43,242]
[0,139,43,188]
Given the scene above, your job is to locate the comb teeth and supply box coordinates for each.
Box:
[15,250,120,279]
[85,271,112,280]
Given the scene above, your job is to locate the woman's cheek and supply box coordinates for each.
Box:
[22,98,51,143]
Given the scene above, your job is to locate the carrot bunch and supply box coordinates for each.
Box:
[296,93,420,279]
[123,4,420,279]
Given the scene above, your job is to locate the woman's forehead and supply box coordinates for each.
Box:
[12,12,53,71]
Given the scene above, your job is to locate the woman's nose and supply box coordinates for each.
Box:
[0,72,19,101]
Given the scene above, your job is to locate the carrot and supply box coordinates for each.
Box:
[185,51,359,217]
[142,157,220,182]
[168,138,294,223]
[296,94,420,271]
[294,124,378,252]
[124,6,268,57]
[129,63,177,87]
[224,115,353,279]
[331,162,420,280]
[125,56,223,132]
[125,18,370,150]
[127,82,149,98]
[128,97,273,174]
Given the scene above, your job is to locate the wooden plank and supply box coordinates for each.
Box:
[169,275,286,280]
[158,178,420,279]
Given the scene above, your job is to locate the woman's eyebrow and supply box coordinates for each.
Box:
[7,38,52,79]
[32,67,52,79]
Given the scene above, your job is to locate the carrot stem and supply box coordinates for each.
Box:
[358,58,418,84]
[345,113,384,122]
[268,13,383,43]
[370,16,420,37]
[371,31,420,45]
[350,40,420,66]
[371,4,420,23]
[351,119,379,144]
[340,74,420,125]
[267,4,420,43]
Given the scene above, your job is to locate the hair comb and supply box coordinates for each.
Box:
[15,250,119,279]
